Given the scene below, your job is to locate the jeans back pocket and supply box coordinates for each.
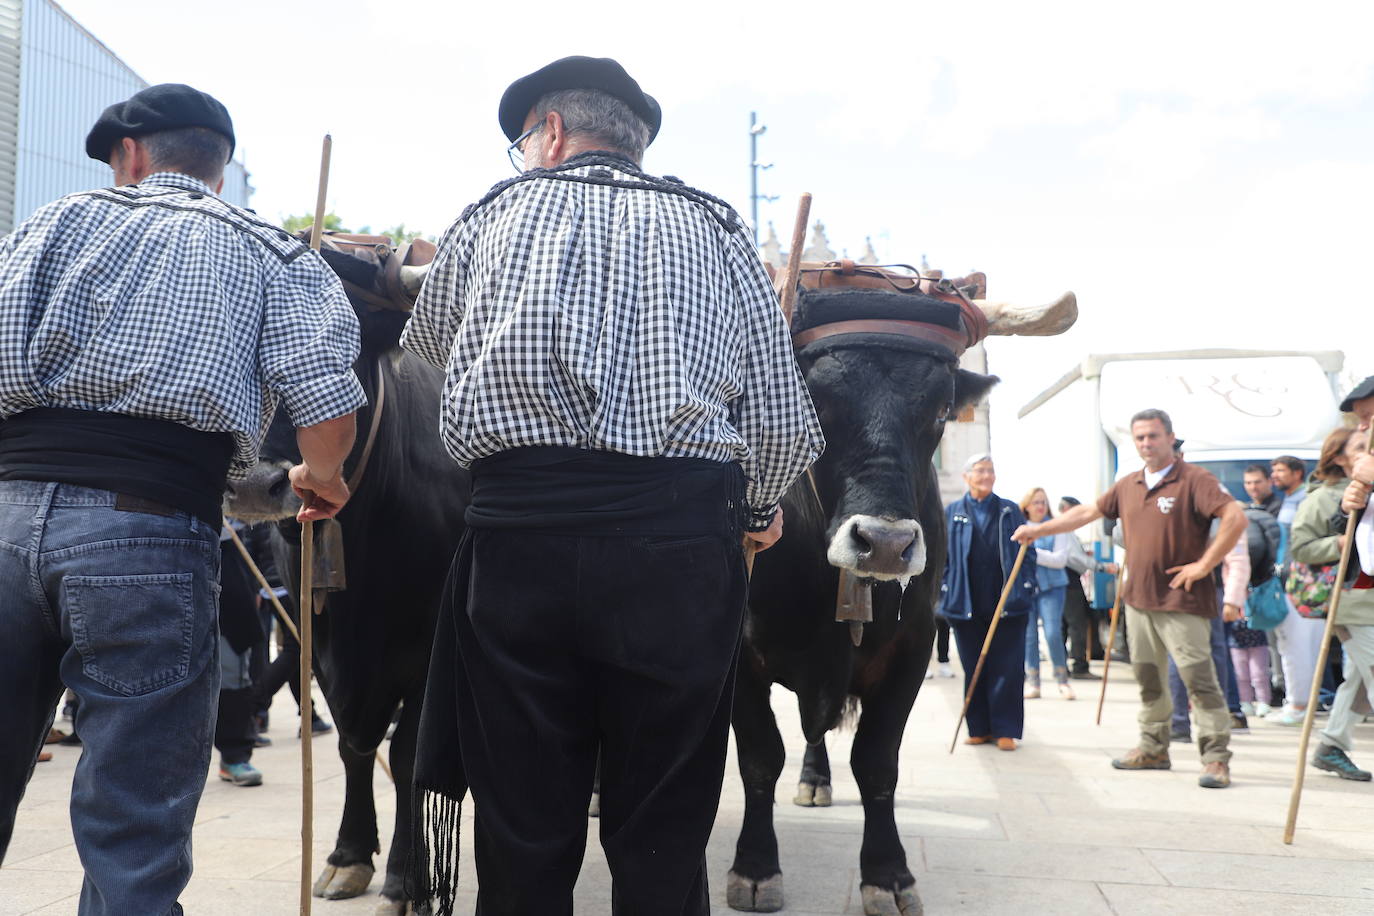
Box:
[65,573,197,696]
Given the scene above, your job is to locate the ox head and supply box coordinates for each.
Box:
[794,283,1075,582]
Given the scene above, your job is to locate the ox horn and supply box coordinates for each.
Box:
[974,291,1078,337]
[399,263,429,298]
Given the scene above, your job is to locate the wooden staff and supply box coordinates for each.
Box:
[1095,565,1126,726]
[1283,425,1374,844]
[744,191,812,577]
[299,132,332,916]
[949,542,1030,753]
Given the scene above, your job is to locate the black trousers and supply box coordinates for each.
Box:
[935,617,951,664]
[951,614,1028,740]
[1063,576,1091,672]
[452,528,747,916]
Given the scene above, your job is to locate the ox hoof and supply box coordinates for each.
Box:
[373,897,418,916]
[588,791,601,818]
[726,871,783,912]
[792,782,833,807]
[861,883,923,916]
[312,862,375,899]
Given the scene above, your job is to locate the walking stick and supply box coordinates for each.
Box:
[299,132,332,916]
[949,542,1030,753]
[744,191,812,577]
[1095,566,1126,725]
[1283,426,1374,843]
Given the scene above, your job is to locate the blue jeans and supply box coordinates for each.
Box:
[0,482,220,916]
[1025,586,1068,672]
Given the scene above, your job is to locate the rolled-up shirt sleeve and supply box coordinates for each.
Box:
[400,219,472,370]
[726,233,825,530]
[257,249,366,428]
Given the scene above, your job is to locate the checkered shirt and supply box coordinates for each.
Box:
[0,171,366,477]
[401,155,824,529]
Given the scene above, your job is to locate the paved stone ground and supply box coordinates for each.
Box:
[6,657,1374,914]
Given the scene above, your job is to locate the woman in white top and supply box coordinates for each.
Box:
[1020,488,1076,699]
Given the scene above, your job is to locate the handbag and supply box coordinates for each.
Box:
[1245,575,1289,630]
[1283,561,1339,619]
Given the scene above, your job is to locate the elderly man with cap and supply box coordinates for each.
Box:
[0,84,364,914]
[402,56,823,914]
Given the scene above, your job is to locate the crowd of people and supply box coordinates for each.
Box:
[937,382,1374,793]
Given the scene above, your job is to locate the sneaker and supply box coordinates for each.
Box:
[1311,744,1373,781]
[1230,712,1250,734]
[254,733,273,748]
[218,761,263,787]
[1266,706,1305,727]
[1069,668,1102,681]
[297,713,333,737]
[925,665,935,679]
[1111,748,1171,770]
[1056,681,1076,701]
[1198,761,1231,789]
[1240,702,1255,717]
[1024,684,1041,699]
[938,662,955,678]
[1253,701,1273,717]
[1170,726,1191,742]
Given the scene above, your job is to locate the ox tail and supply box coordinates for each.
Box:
[407,787,462,915]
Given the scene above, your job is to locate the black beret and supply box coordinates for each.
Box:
[86,83,235,163]
[498,56,660,146]
[1340,375,1374,413]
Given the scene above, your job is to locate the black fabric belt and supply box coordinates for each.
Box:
[0,408,233,527]
[466,446,746,538]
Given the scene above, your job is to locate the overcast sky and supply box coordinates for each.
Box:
[54,0,1374,501]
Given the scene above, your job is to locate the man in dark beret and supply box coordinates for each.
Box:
[403,56,823,914]
[0,83,365,914]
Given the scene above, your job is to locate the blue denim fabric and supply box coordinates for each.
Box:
[1025,586,1068,671]
[0,481,220,916]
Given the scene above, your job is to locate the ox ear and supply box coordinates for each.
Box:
[953,370,999,412]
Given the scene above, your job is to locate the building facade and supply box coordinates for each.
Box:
[758,220,992,505]
[0,0,251,233]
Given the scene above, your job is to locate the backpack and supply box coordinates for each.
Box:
[1242,506,1281,588]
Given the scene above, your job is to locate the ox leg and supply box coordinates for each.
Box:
[850,667,925,916]
[314,735,379,900]
[378,697,423,912]
[793,740,833,808]
[726,663,786,913]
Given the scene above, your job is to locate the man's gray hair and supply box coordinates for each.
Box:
[532,88,651,163]
[1130,408,1173,434]
[141,126,231,184]
[963,453,994,472]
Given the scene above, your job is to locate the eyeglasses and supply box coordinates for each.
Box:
[507,121,543,173]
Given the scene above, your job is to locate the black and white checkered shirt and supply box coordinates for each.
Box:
[401,154,823,530]
[0,171,366,477]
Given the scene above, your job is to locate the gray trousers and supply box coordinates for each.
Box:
[1319,624,1374,753]
[1126,605,1232,764]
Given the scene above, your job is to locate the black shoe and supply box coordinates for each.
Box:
[298,713,333,737]
[1069,669,1102,680]
[58,730,82,746]
[253,710,270,734]
[1230,712,1250,734]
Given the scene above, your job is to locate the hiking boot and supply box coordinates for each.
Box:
[1311,744,1373,781]
[1198,761,1231,788]
[218,761,263,787]
[1230,712,1250,734]
[1111,748,1171,770]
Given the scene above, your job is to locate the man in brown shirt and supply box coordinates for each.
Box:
[1013,408,1246,788]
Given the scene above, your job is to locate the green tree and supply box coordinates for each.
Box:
[281,211,347,234]
[379,223,433,244]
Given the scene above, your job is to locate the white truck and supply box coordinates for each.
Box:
[1017,348,1346,610]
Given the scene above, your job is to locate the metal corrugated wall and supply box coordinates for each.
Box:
[0,0,22,233]
[11,0,251,228]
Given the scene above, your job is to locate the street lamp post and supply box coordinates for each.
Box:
[749,111,776,245]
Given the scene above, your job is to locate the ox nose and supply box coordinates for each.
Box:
[848,518,919,576]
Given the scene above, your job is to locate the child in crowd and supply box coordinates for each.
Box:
[1227,616,1273,717]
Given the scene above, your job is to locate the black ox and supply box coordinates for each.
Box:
[224,246,467,915]
[728,276,1075,916]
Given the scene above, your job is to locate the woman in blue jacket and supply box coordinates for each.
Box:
[939,454,1038,750]
[1020,488,1075,700]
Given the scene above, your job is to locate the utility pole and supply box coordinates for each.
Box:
[749,111,777,245]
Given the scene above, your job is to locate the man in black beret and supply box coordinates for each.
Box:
[404,56,823,914]
[0,83,365,914]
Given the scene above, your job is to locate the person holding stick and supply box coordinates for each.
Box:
[401,56,823,915]
[939,454,1038,751]
[0,84,364,914]
[1013,408,1246,788]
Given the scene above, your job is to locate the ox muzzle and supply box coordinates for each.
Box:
[223,459,301,523]
[826,515,926,582]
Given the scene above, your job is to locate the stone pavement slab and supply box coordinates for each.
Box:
[7,656,1374,914]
